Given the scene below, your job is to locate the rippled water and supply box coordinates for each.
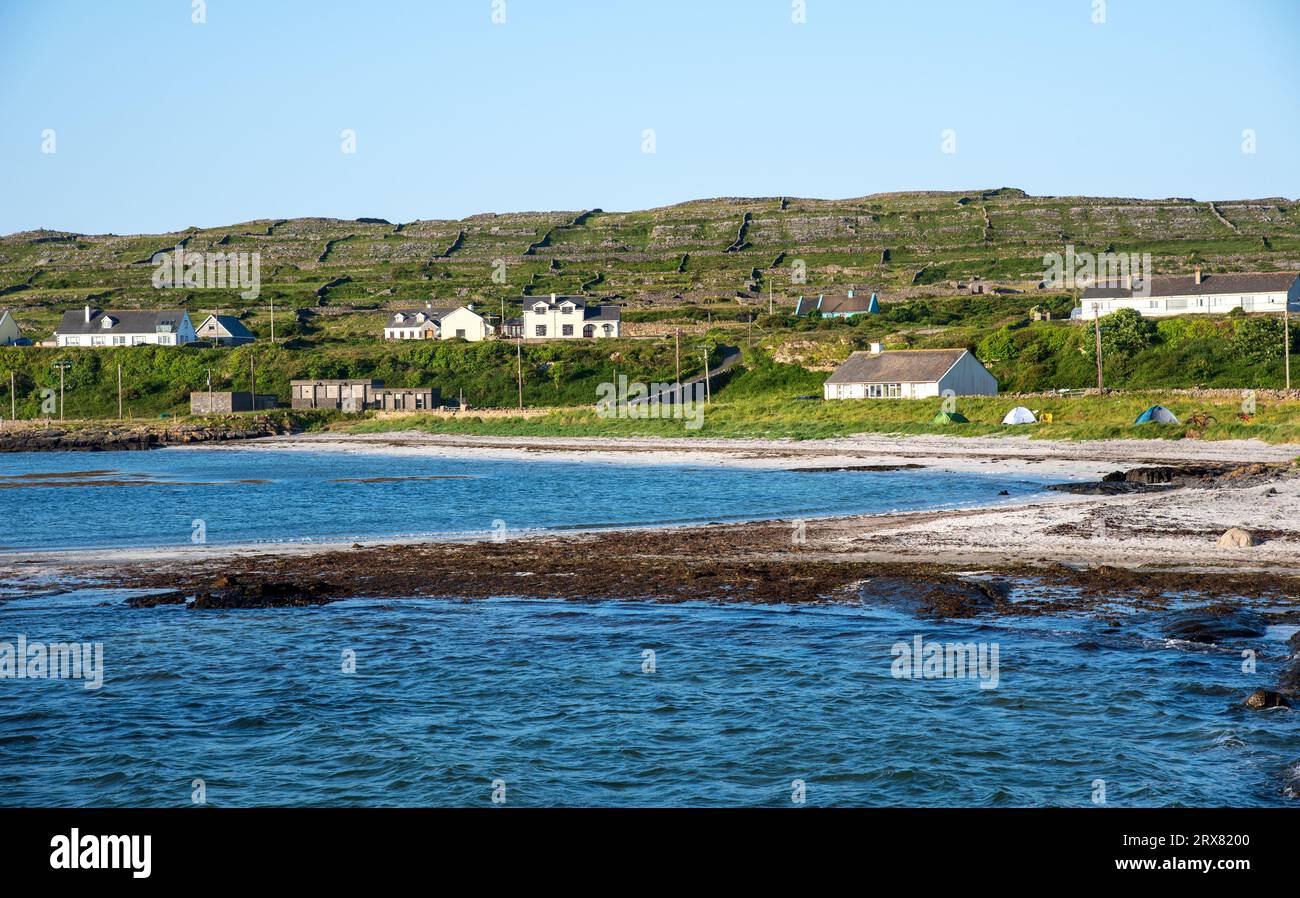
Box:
[0,448,1295,807]
[0,447,1045,550]
[0,590,1295,807]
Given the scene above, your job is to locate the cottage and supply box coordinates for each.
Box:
[384,306,446,340]
[521,294,620,339]
[1077,270,1300,319]
[823,345,998,400]
[54,307,196,347]
[794,289,879,317]
[0,309,20,345]
[195,314,256,346]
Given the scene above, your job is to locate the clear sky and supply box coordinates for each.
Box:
[1,0,1297,235]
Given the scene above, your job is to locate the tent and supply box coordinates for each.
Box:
[867,293,880,314]
[1135,405,1179,425]
[1001,406,1037,425]
[932,410,969,424]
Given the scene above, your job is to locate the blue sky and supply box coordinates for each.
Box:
[1,0,1297,235]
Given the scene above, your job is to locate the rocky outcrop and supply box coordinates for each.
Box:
[127,574,336,610]
[1244,689,1291,710]
[1217,527,1260,548]
[1163,608,1266,644]
[0,420,293,452]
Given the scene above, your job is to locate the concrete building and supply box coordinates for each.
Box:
[823,345,998,400]
[195,314,256,346]
[0,309,21,345]
[190,391,278,414]
[54,307,196,347]
[1076,270,1300,319]
[291,379,384,411]
[371,386,441,411]
[290,379,440,412]
[521,294,621,339]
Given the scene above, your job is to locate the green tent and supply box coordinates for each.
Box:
[932,410,969,425]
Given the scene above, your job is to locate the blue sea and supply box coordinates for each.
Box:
[0,448,1296,807]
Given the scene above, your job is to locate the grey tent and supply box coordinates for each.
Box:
[1134,405,1178,425]
[1001,406,1036,425]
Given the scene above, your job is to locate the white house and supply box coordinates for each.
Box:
[437,305,494,341]
[0,309,20,345]
[1077,270,1300,319]
[823,345,998,400]
[383,304,495,341]
[519,294,621,339]
[54,307,196,347]
[384,306,446,340]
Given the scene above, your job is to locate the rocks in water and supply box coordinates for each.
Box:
[1163,608,1266,644]
[1243,689,1291,710]
[127,575,337,610]
[1217,527,1261,548]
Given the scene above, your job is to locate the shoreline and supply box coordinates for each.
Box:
[3,431,1297,604]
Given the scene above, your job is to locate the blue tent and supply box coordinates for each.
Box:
[1134,405,1179,425]
[867,293,880,314]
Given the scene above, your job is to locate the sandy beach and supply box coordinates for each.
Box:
[5,431,1299,593]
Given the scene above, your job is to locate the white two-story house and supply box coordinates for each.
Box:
[54,307,196,347]
[1077,270,1300,319]
[515,294,621,339]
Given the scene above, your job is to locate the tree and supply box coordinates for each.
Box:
[1232,316,1288,364]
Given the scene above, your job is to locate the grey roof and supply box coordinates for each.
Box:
[1082,271,1298,300]
[55,308,188,336]
[389,308,452,325]
[825,349,968,385]
[197,314,254,339]
[525,295,588,310]
[583,304,620,321]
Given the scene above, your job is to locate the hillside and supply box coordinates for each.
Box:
[4,190,1299,339]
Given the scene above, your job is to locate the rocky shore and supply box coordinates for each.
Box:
[0,418,296,452]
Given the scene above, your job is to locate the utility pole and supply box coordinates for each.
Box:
[53,359,71,421]
[768,276,773,316]
[10,371,15,421]
[117,364,123,419]
[703,349,711,405]
[1092,303,1104,390]
[1285,304,1292,391]
[270,297,276,344]
[250,354,257,402]
[675,328,681,404]
[516,338,523,410]
[207,368,213,414]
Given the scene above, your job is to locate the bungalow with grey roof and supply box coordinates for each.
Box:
[823,345,997,400]
[54,306,196,347]
[1076,269,1300,319]
[521,294,620,339]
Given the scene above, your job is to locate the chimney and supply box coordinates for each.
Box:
[847,288,854,299]
[84,305,91,323]
[869,342,883,355]
[550,292,556,302]
[426,301,431,309]
[1124,274,1132,290]
[1194,267,1202,285]
[467,302,475,311]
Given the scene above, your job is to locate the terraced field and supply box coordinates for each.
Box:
[3,188,1299,342]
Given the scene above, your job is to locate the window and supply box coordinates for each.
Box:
[602,324,614,336]
[92,336,105,346]
[561,305,573,314]
[66,336,80,346]
[113,336,125,345]
[535,325,547,337]
[886,383,901,398]
[455,329,466,338]
[868,384,883,398]
[562,324,573,336]
[583,324,595,338]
